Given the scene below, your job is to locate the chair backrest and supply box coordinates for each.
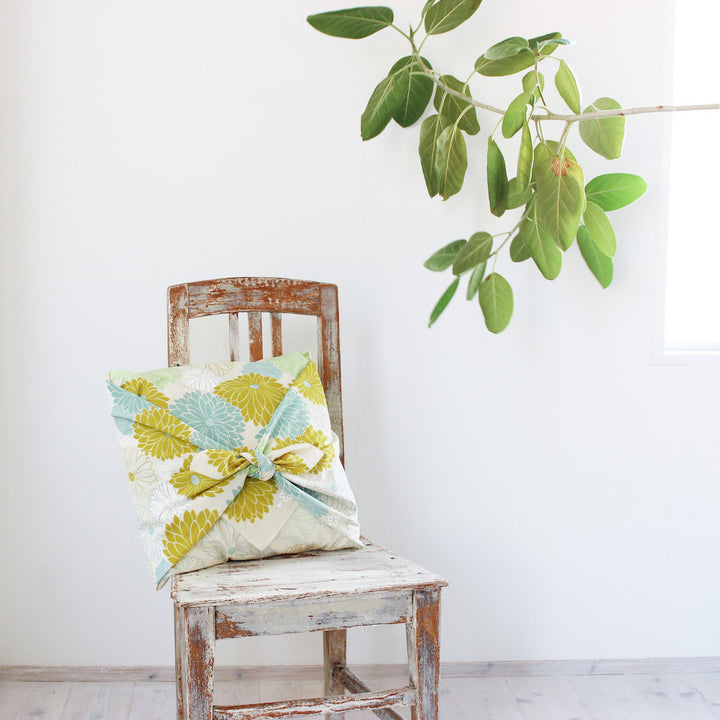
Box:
[167,277,344,461]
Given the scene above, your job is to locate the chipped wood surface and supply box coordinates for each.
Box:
[215,591,410,639]
[407,588,442,720]
[334,666,406,720]
[323,629,347,720]
[213,686,416,720]
[166,277,446,720]
[180,607,214,720]
[171,541,446,608]
[166,277,345,459]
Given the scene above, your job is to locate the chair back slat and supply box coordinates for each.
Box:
[270,314,283,357]
[228,313,241,362]
[248,312,263,361]
[167,277,344,462]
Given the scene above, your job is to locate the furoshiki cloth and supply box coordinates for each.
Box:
[108,351,361,588]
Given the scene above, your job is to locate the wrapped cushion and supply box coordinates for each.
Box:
[108,351,361,588]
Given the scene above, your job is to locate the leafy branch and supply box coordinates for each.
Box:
[307,1,720,332]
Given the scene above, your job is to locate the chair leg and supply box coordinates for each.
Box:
[179,606,215,720]
[174,604,184,720]
[323,628,347,720]
[406,588,442,720]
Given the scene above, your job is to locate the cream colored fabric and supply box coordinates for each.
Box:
[108,352,361,588]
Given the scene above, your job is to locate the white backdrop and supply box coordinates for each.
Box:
[1,0,718,667]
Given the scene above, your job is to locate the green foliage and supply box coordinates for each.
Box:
[419,114,449,197]
[452,231,493,274]
[577,225,614,288]
[308,2,652,333]
[555,60,581,113]
[436,123,468,199]
[579,97,625,158]
[424,238,466,270]
[585,173,647,210]
[433,75,481,134]
[487,139,508,216]
[533,141,584,251]
[391,57,434,127]
[424,0,482,35]
[307,7,394,38]
[479,273,513,333]
[429,277,460,326]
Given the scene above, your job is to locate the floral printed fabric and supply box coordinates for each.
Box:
[108,352,361,588]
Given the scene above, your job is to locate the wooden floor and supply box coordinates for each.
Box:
[2,671,720,720]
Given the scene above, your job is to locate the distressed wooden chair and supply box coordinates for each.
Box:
[167,277,447,720]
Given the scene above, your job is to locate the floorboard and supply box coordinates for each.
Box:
[1,671,719,719]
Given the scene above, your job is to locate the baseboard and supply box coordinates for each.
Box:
[2,658,720,682]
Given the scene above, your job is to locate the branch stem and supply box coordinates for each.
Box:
[411,55,720,123]
[534,103,720,122]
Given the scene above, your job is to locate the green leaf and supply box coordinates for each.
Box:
[521,204,562,280]
[554,60,581,114]
[583,200,616,256]
[390,56,434,128]
[487,139,508,217]
[579,97,625,159]
[585,173,647,211]
[418,114,449,197]
[528,31,563,48]
[435,123,468,199]
[429,277,460,326]
[522,70,545,101]
[533,141,584,251]
[361,68,410,140]
[425,0,482,35]
[502,92,531,138]
[485,36,529,59]
[421,0,436,17]
[452,231,493,275]
[529,32,568,55]
[510,233,532,262]
[433,75,480,135]
[307,7,394,39]
[577,225,613,288]
[479,273,514,333]
[423,238,466,271]
[517,119,533,189]
[506,177,532,209]
[466,262,486,299]
[475,49,535,77]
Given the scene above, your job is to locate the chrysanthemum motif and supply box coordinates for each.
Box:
[139,523,166,565]
[121,378,170,410]
[226,477,277,523]
[170,391,245,449]
[133,407,197,461]
[292,362,327,406]
[139,367,182,388]
[148,482,192,523]
[274,427,335,475]
[199,517,257,561]
[271,436,311,475]
[163,509,219,565]
[122,447,158,495]
[214,373,285,425]
[169,456,228,498]
[181,366,224,393]
[241,360,284,379]
[263,388,309,441]
[206,447,250,476]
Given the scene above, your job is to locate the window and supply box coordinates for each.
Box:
[662,0,720,355]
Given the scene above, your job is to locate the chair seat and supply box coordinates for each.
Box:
[171,539,447,609]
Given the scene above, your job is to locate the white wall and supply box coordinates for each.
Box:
[1,0,718,667]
